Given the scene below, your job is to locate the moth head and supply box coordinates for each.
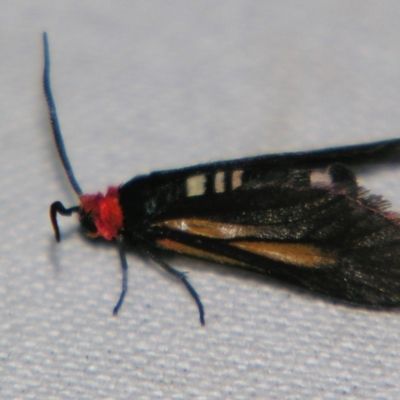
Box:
[79,186,123,240]
[50,186,123,242]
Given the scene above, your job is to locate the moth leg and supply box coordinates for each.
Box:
[140,246,205,326]
[113,241,128,315]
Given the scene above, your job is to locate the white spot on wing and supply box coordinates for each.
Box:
[214,171,225,193]
[186,174,206,197]
[232,170,243,190]
[310,169,332,188]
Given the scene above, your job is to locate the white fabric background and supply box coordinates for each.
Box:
[1,1,400,398]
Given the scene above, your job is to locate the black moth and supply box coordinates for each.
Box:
[44,33,400,325]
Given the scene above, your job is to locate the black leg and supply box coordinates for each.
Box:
[140,245,205,326]
[113,241,129,315]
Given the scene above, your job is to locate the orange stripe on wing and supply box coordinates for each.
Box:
[157,218,267,239]
[157,238,247,267]
[230,241,336,268]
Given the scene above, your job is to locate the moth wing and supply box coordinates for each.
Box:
[152,179,400,307]
[120,155,400,306]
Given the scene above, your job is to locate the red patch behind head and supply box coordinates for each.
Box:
[80,186,123,240]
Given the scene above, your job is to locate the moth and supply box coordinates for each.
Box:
[43,33,400,325]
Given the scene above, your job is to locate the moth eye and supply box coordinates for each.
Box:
[79,210,97,234]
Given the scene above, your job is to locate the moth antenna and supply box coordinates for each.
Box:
[43,32,83,196]
[44,33,82,242]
